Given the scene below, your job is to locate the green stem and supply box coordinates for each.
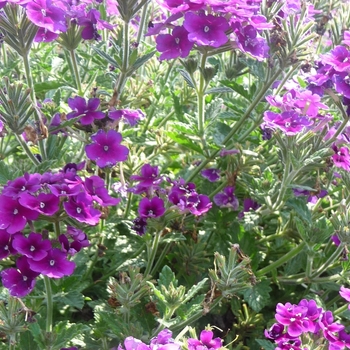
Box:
[333,303,349,316]
[144,231,162,277]
[69,49,83,96]
[197,53,207,136]
[186,67,282,182]
[150,242,171,276]
[310,244,345,278]
[136,0,149,44]
[256,241,306,277]
[14,134,40,165]
[43,276,53,333]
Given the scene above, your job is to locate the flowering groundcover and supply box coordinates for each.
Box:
[1,0,350,349]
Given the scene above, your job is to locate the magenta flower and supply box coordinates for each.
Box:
[321,46,350,72]
[34,27,59,43]
[0,230,16,260]
[66,96,105,125]
[188,330,223,350]
[264,323,285,341]
[186,194,212,216]
[238,198,260,219]
[109,108,145,126]
[84,175,120,206]
[201,168,220,182]
[1,256,40,297]
[183,12,229,48]
[63,193,101,225]
[156,26,194,60]
[214,187,238,209]
[131,217,148,236]
[85,129,129,168]
[29,248,75,278]
[12,232,51,261]
[3,172,42,199]
[318,311,345,343]
[26,0,68,34]
[339,286,350,303]
[18,192,60,216]
[138,197,166,218]
[332,145,350,171]
[0,196,39,234]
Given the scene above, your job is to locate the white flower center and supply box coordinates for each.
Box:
[175,37,180,44]
[30,245,35,252]
[13,209,18,215]
[50,260,55,266]
[21,186,26,191]
[41,9,46,16]
[76,207,82,214]
[285,122,291,128]
[23,276,27,281]
[204,26,210,33]
[104,146,109,151]
[40,202,45,209]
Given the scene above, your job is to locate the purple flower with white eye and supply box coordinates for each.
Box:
[156,25,194,60]
[0,230,16,260]
[264,323,285,341]
[214,187,239,209]
[138,197,165,218]
[66,96,105,125]
[321,46,350,72]
[319,311,345,342]
[84,175,120,206]
[186,194,212,216]
[63,192,101,225]
[262,111,313,135]
[333,73,350,99]
[129,164,163,196]
[332,145,350,171]
[131,217,148,236]
[109,109,145,126]
[3,172,42,199]
[26,0,68,34]
[34,27,59,42]
[201,168,220,182]
[183,12,229,48]
[12,232,51,261]
[0,196,39,234]
[1,256,40,297]
[18,192,60,216]
[233,23,269,61]
[188,330,223,350]
[29,248,75,278]
[85,129,129,168]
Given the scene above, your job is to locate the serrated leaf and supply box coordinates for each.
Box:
[220,80,251,100]
[57,290,85,309]
[205,86,234,95]
[211,121,231,146]
[243,279,271,312]
[179,69,195,88]
[255,339,276,350]
[286,197,312,225]
[158,265,177,288]
[168,122,196,135]
[183,278,208,303]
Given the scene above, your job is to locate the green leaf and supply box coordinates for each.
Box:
[166,131,203,154]
[183,278,208,304]
[128,51,156,74]
[243,279,271,312]
[92,47,121,69]
[205,86,234,95]
[220,80,250,100]
[34,81,66,94]
[255,339,276,350]
[179,69,195,88]
[158,265,177,288]
[286,197,312,225]
[56,290,85,309]
[211,121,231,146]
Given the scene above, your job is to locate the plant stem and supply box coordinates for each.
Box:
[256,241,306,277]
[43,276,53,333]
[197,53,207,136]
[14,134,40,165]
[144,231,162,277]
[69,49,83,96]
[333,303,349,316]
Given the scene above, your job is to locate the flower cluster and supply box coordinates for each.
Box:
[18,0,114,42]
[149,0,271,61]
[265,287,350,350]
[117,329,181,350]
[0,163,119,296]
[129,164,212,235]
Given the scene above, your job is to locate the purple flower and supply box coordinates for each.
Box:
[318,311,345,343]
[238,198,260,219]
[64,193,101,225]
[219,149,239,157]
[26,0,68,34]
[332,145,350,171]
[213,186,239,209]
[129,164,162,195]
[66,96,105,125]
[0,230,16,260]
[18,192,60,216]
[150,329,181,350]
[201,168,220,182]
[109,109,145,126]
[262,111,313,135]
[188,330,223,350]
[186,194,212,216]
[1,256,40,297]
[120,337,150,350]
[156,25,194,60]
[138,197,165,218]
[85,129,129,168]
[321,46,350,72]
[265,323,285,340]
[132,217,148,236]
[29,248,75,278]
[84,175,120,206]
[339,286,350,304]
[183,12,229,48]
[275,302,312,337]
[34,27,59,42]
[3,172,42,199]
[0,196,39,234]
[12,232,51,261]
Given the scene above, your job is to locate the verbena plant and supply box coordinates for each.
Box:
[0,0,350,349]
